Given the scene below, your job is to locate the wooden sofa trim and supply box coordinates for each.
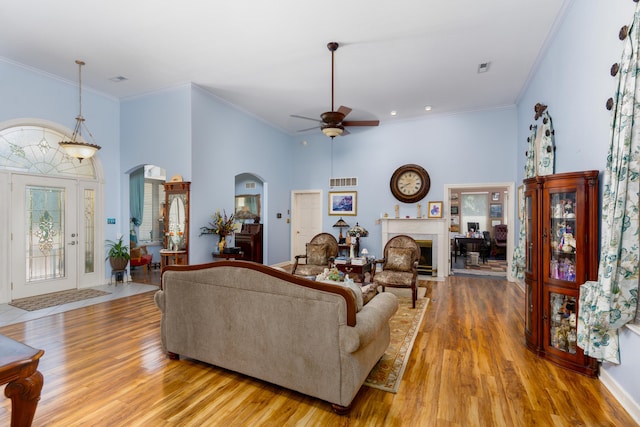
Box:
[162,260,357,326]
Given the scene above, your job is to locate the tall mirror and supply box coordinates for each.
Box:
[163,180,190,266]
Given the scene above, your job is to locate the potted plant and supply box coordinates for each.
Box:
[105,236,130,271]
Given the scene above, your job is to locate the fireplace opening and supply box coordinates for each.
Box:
[416,240,435,276]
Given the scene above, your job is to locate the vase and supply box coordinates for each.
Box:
[218,235,226,253]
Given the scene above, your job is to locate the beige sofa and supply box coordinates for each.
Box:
[154,260,398,413]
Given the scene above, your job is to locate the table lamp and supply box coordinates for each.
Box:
[332,217,349,244]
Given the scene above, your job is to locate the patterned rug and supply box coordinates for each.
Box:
[364,289,429,393]
[9,289,111,311]
[453,258,507,276]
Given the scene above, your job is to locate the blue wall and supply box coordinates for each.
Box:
[516,0,639,413]
[1,0,638,415]
[291,107,518,257]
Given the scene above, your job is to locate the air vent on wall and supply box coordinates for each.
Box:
[330,177,358,188]
[245,182,256,190]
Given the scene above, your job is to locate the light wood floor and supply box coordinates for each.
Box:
[0,271,636,426]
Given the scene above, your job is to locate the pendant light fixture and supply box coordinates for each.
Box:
[59,60,101,162]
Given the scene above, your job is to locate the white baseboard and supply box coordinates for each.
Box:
[599,367,640,425]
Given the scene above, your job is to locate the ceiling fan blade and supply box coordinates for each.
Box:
[341,128,350,136]
[291,114,322,123]
[297,125,320,132]
[337,105,352,117]
[343,120,380,127]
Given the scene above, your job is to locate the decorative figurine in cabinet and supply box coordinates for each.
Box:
[523,170,599,377]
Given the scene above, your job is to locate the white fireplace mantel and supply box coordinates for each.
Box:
[380,218,448,280]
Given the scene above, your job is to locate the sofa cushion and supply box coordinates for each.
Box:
[385,247,414,272]
[306,243,328,265]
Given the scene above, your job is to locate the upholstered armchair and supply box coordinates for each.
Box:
[130,241,153,282]
[291,233,338,277]
[493,224,508,259]
[372,235,420,308]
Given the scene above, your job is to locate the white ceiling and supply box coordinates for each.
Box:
[0,0,570,135]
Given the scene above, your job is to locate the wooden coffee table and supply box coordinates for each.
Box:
[0,334,44,427]
[335,260,375,283]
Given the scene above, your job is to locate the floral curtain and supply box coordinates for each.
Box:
[511,125,539,279]
[577,4,640,364]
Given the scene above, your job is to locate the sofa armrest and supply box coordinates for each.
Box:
[340,292,398,353]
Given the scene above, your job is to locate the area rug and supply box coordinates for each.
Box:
[364,289,429,393]
[453,259,507,277]
[9,289,111,311]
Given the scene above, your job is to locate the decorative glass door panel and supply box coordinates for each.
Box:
[11,175,77,298]
[547,190,577,283]
[524,189,536,277]
[26,185,66,281]
[548,292,578,354]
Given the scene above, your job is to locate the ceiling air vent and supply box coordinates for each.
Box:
[330,177,358,188]
[245,182,256,190]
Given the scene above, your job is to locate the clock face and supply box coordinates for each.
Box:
[390,164,430,203]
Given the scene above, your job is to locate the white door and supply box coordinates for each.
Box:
[11,175,79,298]
[291,190,323,260]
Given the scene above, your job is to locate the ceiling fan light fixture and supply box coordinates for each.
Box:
[322,126,344,138]
[59,60,101,162]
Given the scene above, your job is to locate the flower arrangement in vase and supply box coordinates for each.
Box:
[199,209,238,251]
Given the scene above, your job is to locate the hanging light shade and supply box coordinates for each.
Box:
[59,60,101,162]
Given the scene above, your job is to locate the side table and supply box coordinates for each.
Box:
[0,334,44,427]
[160,249,187,269]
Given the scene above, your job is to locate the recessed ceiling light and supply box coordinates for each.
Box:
[109,76,128,82]
[390,110,397,116]
[424,106,432,111]
[477,62,491,73]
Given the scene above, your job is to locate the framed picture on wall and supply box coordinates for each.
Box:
[490,203,503,218]
[492,192,500,201]
[451,205,459,215]
[428,201,443,218]
[328,191,357,216]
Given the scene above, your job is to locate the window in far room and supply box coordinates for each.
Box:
[461,192,489,233]
[131,165,165,245]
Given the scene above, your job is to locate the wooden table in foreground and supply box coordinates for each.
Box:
[335,260,375,283]
[0,335,44,427]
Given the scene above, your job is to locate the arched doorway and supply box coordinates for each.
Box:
[0,121,104,302]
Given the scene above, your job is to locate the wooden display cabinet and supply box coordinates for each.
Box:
[162,181,190,268]
[523,170,599,377]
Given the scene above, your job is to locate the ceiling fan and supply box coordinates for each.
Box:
[291,42,380,138]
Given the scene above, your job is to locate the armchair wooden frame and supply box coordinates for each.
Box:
[372,235,420,308]
[292,233,338,277]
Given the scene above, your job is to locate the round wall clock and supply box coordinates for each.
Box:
[390,164,431,203]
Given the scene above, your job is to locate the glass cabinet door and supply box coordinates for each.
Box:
[547,190,577,283]
[524,188,536,278]
[546,291,578,355]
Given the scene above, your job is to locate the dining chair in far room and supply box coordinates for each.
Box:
[372,235,420,308]
[480,231,492,263]
[493,224,508,259]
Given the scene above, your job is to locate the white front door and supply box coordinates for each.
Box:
[11,175,79,299]
[291,190,323,260]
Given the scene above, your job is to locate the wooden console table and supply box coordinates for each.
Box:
[0,335,44,427]
[160,249,187,270]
